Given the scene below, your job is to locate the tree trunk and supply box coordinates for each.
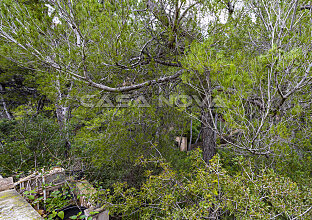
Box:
[201,70,216,163]
[0,84,13,120]
[201,106,216,163]
[55,76,73,158]
[56,102,72,158]
[55,104,69,130]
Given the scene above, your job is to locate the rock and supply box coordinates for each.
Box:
[0,189,43,219]
[0,177,14,192]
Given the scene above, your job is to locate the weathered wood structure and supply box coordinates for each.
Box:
[14,167,66,201]
[175,136,188,151]
[73,180,109,220]
[12,167,109,219]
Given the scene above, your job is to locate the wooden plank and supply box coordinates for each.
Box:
[75,180,97,208]
[0,189,43,220]
[75,181,109,220]
[15,171,66,194]
[175,136,188,151]
[36,182,66,194]
[0,177,14,192]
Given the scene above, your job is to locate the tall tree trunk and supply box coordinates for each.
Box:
[201,70,216,163]
[55,104,69,130]
[0,84,13,120]
[55,75,73,158]
[201,104,216,163]
[188,117,192,151]
[56,102,71,158]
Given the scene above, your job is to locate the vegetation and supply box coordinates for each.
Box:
[0,0,312,219]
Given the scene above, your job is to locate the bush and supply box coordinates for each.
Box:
[96,149,312,219]
[0,115,63,176]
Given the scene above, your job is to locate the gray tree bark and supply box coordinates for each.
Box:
[55,75,73,158]
[201,70,216,163]
[201,104,216,163]
[0,84,13,120]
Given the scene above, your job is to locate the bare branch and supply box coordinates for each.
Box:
[84,69,184,92]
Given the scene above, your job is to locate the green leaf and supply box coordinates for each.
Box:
[57,211,65,220]
[212,188,218,196]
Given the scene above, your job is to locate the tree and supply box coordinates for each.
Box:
[1,0,312,164]
[1,0,312,218]
[180,0,312,169]
[0,0,225,162]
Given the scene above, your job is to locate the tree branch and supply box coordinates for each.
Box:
[300,5,312,10]
[84,69,184,92]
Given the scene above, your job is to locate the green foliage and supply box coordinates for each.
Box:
[71,99,190,188]
[69,212,92,220]
[23,185,75,219]
[0,115,63,176]
[96,149,311,219]
[45,188,73,214]
[0,0,311,219]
